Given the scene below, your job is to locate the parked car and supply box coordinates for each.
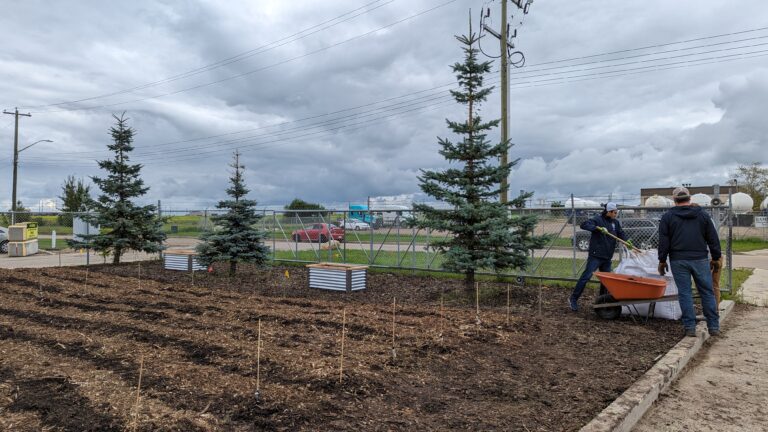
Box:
[291,223,345,243]
[0,227,7,253]
[339,219,370,231]
[572,218,660,252]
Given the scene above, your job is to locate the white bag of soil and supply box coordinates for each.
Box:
[615,248,681,320]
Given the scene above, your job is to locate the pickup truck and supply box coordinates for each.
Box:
[291,223,345,243]
[572,218,659,251]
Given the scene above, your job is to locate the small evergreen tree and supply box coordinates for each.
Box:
[413,29,543,292]
[83,113,166,264]
[58,176,91,225]
[196,151,270,275]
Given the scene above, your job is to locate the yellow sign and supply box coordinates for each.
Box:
[9,222,38,241]
[284,270,290,279]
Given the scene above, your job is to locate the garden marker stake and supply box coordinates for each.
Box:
[339,308,346,384]
[439,294,444,336]
[392,297,397,361]
[138,262,142,290]
[506,284,511,325]
[132,355,145,432]
[475,282,481,326]
[256,319,261,401]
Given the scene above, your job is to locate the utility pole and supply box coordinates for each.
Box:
[480,0,533,203]
[3,108,32,211]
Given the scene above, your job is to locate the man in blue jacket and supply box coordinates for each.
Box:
[658,186,721,337]
[569,202,629,311]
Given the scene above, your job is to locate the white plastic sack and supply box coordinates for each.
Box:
[615,248,681,320]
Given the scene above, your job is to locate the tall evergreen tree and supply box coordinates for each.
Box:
[84,113,166,264]
[196,151,270,275]
[413,29,543,292]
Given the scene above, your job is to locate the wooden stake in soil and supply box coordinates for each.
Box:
[58,249,61,267]
[475,282,481,326]
[339,308,346,384]
[132,355,145,432]
[255,319,261,400]
[138,262,142,290]
[439,294,444,336]
[506,284,511,325]
[391,297,397,361]
[84,267,89,289]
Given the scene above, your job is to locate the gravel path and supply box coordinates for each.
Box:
[633,305,768,431]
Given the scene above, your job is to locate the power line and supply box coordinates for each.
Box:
[15,27,768,167]
[527,25,768,67]
[19,0,395,110]
[19,38,766,164]
[21,27,767,162]
[26,0,458,114]
[17,47,766,168]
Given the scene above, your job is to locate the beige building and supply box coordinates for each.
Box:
[640,185,742,206]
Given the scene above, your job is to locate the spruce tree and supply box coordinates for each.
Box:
[196,151,270,275]
[84,113,166,264]
[413,29,542,292]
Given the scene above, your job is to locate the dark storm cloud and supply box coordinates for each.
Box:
[1,0,766,210]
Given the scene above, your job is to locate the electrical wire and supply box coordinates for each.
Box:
[13,27,768,166]
[19,0,395,110]
[25,0,458,114]
[15,35,765,162]
[21,46,765,168]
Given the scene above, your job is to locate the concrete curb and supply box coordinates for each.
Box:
[579,299,735,432]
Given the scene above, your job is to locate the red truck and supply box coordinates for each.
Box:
[291,223,345,243]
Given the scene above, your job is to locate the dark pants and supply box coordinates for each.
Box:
[571,256,612,301]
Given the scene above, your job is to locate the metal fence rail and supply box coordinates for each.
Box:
[1,203,761,293]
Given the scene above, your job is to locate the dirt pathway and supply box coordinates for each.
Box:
[633,305,768,431]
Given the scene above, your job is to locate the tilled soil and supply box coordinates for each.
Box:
[0,262,680,431]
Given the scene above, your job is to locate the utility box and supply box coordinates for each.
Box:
[9,222,38,241]
[164,250,207,272]
[8,239,39,257]
[306,263,368,292]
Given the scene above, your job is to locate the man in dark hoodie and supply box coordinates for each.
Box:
[658,186,721,337]
[569,202,630,311]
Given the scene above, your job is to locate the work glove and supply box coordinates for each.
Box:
[710,259,722,272]
[596,226,608,234]
[658,262,668,276]
[625,239,634,249]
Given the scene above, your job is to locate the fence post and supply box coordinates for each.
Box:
[571,194,576,277]
[727,188,733,293]
[272,211,276,262]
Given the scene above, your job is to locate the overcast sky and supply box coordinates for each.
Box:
[1,0,766,211]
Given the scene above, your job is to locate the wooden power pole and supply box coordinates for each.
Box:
[3,108,32,211]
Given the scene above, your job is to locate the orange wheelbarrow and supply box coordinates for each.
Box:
[592,272,678,320]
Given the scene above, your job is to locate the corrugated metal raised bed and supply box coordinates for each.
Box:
[164,250,207,272]
[306,263,368,292]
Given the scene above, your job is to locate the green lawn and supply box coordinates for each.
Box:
[726,238,768,253]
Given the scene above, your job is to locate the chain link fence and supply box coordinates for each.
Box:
[1,203,757,293]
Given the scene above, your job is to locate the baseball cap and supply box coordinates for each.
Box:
[605,202,618,212]
[672,186,690,201]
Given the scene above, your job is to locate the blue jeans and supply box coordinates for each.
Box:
[670,259,719,331]
[571,256,611,301]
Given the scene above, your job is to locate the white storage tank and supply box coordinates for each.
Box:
[645,195,671,207]
[761,196,768,210]
[691,193,711,207]
[728,192,754,214]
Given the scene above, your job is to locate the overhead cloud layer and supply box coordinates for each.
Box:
[1,0,765,210]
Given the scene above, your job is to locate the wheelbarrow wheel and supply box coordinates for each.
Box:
[594,294,622,320]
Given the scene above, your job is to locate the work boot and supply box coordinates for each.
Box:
[568,297,578,312]
[684,328,697,337]
[709,329,721,337]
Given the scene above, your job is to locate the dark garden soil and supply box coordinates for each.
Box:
[0,261,681,431]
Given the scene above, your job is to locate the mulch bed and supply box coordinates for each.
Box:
[0,261,681,431]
